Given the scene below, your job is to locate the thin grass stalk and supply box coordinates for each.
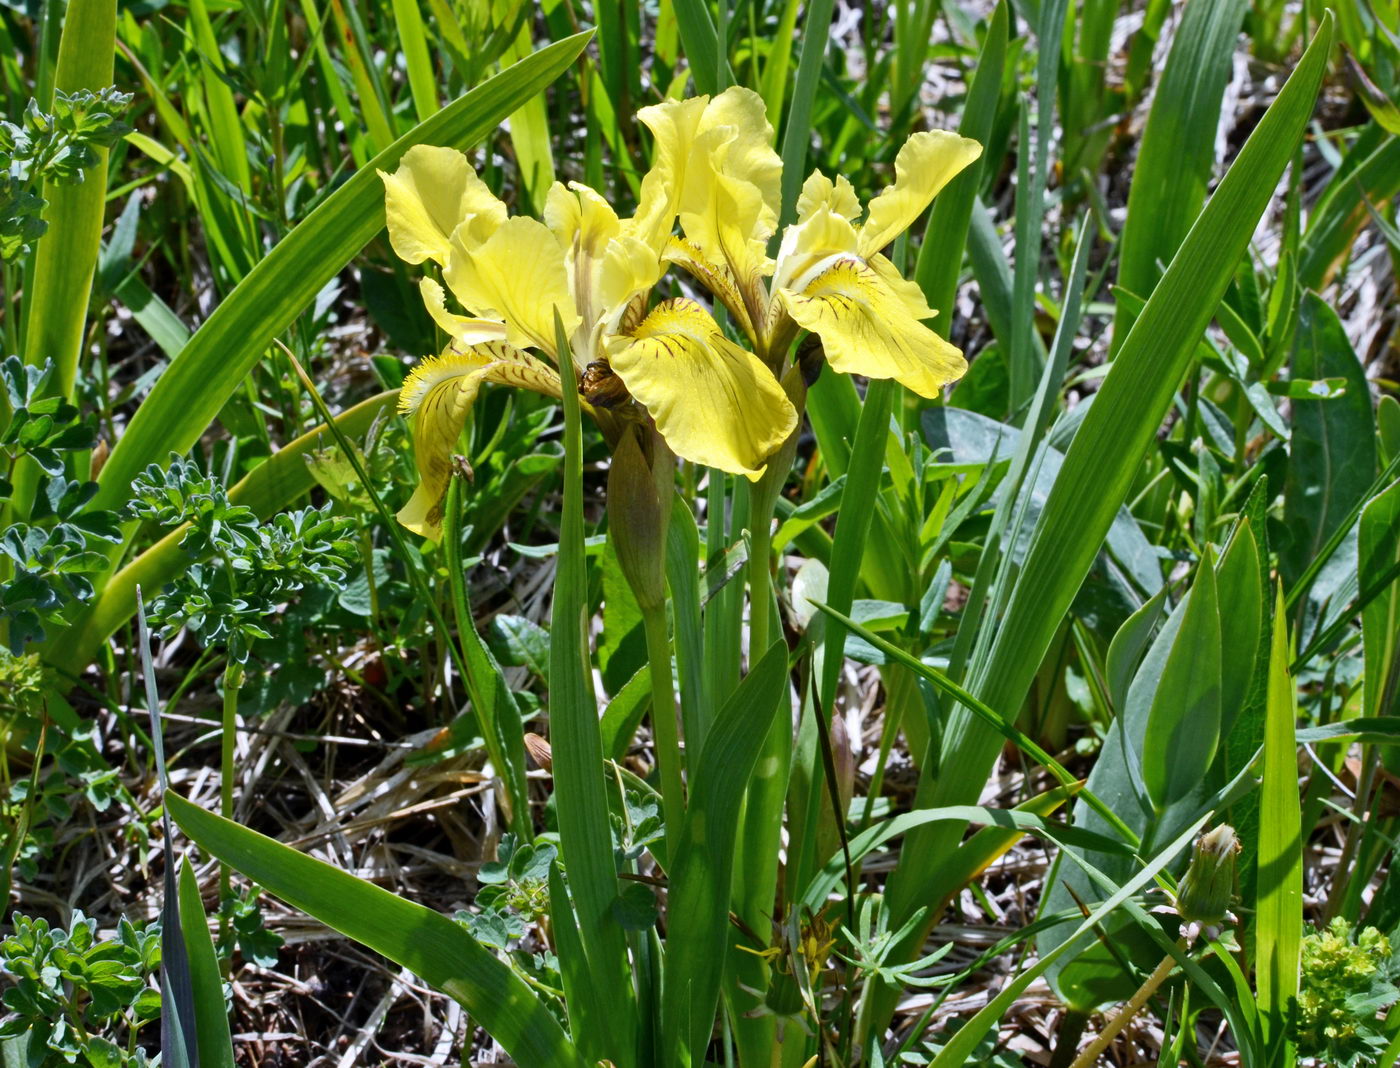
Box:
[444,477,533,840]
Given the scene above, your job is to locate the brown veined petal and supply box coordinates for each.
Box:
[777,259,967,399]
[379,145,507,266]
[443,215,581,358]
[663,236,758,346]
[397,342,562,537]
[605,298,796,479]
[857,131,982,259]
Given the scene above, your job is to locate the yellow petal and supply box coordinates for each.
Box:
[777,259,967,399]
[419,279,509,346]
[606,298,796,478]
[544,180,621,261]
[397,343,562,537]
[380,145,507,265]
[631,95,710,254]
[630,87,781,267]
[858,131,982,258]
[443,215,581,357]
[598,234,665,319]
[796,171,861,224]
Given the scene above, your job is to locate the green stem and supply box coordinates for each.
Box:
[218,660,242,953]
[747,484,773,657]
[1066,941,1185,1068]
[641,604,684,860]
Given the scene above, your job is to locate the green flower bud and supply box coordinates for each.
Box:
[1176,824,1240,924]
[607,425,673,612]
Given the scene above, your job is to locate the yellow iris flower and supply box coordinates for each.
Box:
[647,87,983,397]
[380,142,797,538]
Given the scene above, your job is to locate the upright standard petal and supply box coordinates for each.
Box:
[795,171,861,224]
[606,298,796,478]
[777,259,968,399]
[397,342,562,536]
[857,131,982,258]
[380,145,507,265]
[443,216,581,358]
[631,95,709,254]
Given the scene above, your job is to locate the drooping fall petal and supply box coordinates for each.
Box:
[606,298,796,478]
[443,215,581,358]
[380,145,507,266]
[396,342,562,537]
[857,130,982,258]
[777,258,967,399]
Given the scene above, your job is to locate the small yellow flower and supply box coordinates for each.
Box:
[378,143,797,538]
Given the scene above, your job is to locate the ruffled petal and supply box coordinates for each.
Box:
[397,342,562,536]
[443,215,581,357]
[606,298,796,478]
[380,145,507,265]
[858,131,982,258]
[631,95,709,254]
[796,171,861,224]
[777,259,967,399]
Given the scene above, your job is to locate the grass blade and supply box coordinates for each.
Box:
[176,861,236,1068]
[549,312,638,1064]
[889,10,1334,927]
[1113,0,1249,346]
[1255,587,1303,1063]
[166,793,587,1068]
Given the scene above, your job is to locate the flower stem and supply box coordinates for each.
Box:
[642,603,684,860]
[1067,940,1186,1068]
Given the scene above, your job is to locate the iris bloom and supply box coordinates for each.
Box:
[380,142,797,537]
[643,87,983,397]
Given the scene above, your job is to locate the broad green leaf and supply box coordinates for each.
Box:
[166,794,585,1068]
[1105,585,1168,713]
[1280,293,1377,587]
[1143,556,1222,810]
[21,0,116,399]
[548,316,638,1064]
[89,32,593,523]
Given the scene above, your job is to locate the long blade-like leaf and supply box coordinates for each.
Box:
[166,793,586,1068]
